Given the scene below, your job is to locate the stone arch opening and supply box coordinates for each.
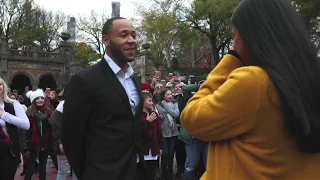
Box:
[10,74,32,95]
[38,75,57,91]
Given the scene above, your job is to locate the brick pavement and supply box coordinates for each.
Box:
[14,158,72,180]
[14,156,180,180]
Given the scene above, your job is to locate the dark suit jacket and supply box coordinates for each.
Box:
[61,59,144,180]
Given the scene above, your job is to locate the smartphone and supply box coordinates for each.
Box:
[154,71,161,79]
[168,73,173,81]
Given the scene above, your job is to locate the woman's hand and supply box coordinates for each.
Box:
[59,144,65,154]
[146,112,157,122]
[35,111,48,121]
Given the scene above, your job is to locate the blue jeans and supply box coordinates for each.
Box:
[162,136,177,156]
[56,155,78,180]
[184,138,208,180]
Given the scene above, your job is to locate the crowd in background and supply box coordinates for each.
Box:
[2,83,73,180]
[137,71,208,180]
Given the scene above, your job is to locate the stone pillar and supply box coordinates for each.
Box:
[139,54,146,82]
[59,34,73,85]
[0,34,9,82]
[158,65,167,81]
[59,32,82,85]
[70,62,82,75]
[0,34,7,51]
[139,43,155,82]
[31,82,38,91]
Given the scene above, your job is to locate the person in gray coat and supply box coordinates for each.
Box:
[156,88,179,180]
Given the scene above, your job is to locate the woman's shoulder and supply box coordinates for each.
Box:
[155,104,164,110]
[231,65,267,76]
[229,66,281,106]
[26,106,33,116]
[229,66,270,87]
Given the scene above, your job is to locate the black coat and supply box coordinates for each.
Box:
[61,59,144,180]
[50,109,64,155]
[3,102,21,157]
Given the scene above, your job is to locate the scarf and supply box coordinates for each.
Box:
[0,127,12,153]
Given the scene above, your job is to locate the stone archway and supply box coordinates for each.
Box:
[10,74,32,95]
[38,75,57,91]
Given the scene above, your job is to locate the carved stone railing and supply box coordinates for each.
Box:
[8,49,33,57]
[7,49,62,62]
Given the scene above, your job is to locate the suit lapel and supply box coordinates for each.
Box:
[132,73,143,117]
[132,73,142,97]
[99,58,130,104]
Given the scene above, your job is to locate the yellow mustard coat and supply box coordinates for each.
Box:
[180,54,320,180]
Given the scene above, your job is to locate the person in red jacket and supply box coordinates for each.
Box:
[139,92,163,180]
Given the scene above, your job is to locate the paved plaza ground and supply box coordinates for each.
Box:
[14,157,72,180]
[14,156,181,180]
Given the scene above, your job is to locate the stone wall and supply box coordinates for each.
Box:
[0,34,81,90]
[130,45,167,83]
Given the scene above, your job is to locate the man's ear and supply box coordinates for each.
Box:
[102,35,110,48]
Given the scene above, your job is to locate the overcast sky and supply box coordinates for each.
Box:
[33,0,137,19]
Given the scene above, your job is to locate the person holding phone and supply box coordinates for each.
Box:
[149,71,161,95]
[180,0,320,179]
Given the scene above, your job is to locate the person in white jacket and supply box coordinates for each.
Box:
[0,77,30,180]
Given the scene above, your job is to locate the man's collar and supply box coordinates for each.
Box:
[104,54,134,78]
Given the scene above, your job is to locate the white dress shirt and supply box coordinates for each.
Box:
[104,54,141,163]
[104,54,140,115]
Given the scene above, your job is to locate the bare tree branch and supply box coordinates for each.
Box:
[77,10,108,55]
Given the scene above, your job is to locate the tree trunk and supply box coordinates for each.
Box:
[211,44,220,67]
[191,43,196,68]
[209,37,220,68]
[165,46,171,68]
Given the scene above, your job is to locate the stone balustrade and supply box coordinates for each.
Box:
[8,49,62,62]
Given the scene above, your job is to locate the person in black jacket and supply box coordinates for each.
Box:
[61,17,144,180]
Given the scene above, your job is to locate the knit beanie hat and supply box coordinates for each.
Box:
[26,89,45,103]
[141,83,151,90]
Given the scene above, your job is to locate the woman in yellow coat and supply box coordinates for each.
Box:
[180,0,320,179]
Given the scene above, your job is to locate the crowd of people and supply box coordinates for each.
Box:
[1,0,320,180]
[0,84,71,180]
[140,72,207,180]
